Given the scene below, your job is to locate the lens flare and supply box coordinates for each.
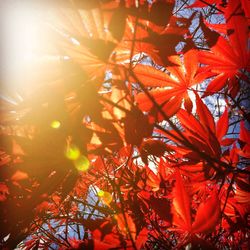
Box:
[50,120,61,129]
[98,190,112,205]
[65,145,80,160]
[74,155,90,172]
[97,190,105,197]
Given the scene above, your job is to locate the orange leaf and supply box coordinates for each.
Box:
[184,50,198,85]
[132,64,178,87]
[203,73,230,96]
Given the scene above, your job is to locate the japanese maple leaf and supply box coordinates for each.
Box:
[160,93,232,166]
[235,121,250,158]
[46,2,119,78]
[171,171,221,234]
[134,50,213,118]
[198,1,250,96]
[114,5,194,67]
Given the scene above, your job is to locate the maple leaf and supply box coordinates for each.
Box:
[45,1,120,78]
[236,121,250,158]
[116,213,136,241]
[113,4,193,67]
[191,190,221,234]
[134,50,213,118]
[172,171,192,231]
[172,171,221,234]
[177,94,229,157]
[198,1,250,96]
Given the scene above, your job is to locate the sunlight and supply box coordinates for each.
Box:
[1,2,54,94]
[2,3,41,71]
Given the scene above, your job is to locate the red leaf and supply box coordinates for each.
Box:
[183,49,198,85]
[184,95,193,113]
[203,19,228,35]
[239,121,250,143]
[220,138,235,146]
[195,93,215,133]
[146,166,161,191]
[225,1,249,66]
[160,94,183,119]
[177,109,208,141]
[136,88,183,114]
[187,0,216,8]
[216,108,228,142]
[192,190,221,234]
[135,227,148,250]
[116,213,136,241]
[172,171,192,231]
[203,73,230,97]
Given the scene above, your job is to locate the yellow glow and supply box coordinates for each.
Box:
[98,190,112,205]
[65,145,80,160]
[50,120,61,129]
[97,190,105,197]
[74,155,90,172]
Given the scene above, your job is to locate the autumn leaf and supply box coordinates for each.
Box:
[116,213,136,241]
[192,190,221,234]
[195,93,215,133]
[172,171,192,231]
[216,108,229,142]
[198,1,250,96]
[134,50,213,116]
